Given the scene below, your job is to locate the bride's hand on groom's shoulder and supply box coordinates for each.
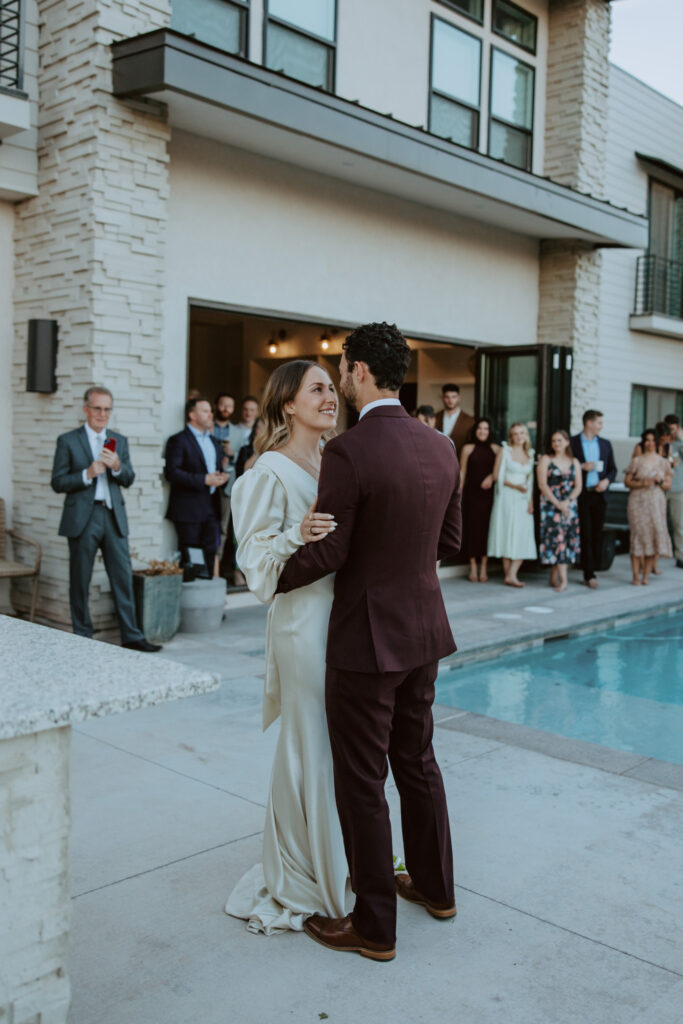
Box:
[300,500,337,543]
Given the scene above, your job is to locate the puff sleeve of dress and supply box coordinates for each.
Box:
[231,463,306,604]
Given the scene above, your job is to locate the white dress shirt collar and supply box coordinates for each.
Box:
[84,421,107,445]
[358,398,402,420]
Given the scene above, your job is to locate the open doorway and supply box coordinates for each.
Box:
[186,305,478,432]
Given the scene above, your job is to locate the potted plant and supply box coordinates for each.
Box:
[132,555,183,644]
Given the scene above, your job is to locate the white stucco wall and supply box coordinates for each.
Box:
[161,130,540,438]
[597,66,683,440]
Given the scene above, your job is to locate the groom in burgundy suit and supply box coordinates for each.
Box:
[277,322,461,961]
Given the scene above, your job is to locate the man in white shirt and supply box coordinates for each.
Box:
[434,384,474,458]
[51,386,161,651]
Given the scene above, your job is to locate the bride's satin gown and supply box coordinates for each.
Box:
[224,452,348,934]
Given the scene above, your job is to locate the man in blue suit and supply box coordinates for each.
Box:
[570,410,617,589]
[51,386,161,651]
[165,397,228,575]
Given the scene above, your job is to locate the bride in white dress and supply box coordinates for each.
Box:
[224,360,348,934]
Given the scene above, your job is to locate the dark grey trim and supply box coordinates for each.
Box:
[110,30,647,248]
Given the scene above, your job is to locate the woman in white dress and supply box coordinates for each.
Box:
[224,360,348,935]
[487,422,537,587]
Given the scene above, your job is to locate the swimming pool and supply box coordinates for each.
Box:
[436,613,683,765]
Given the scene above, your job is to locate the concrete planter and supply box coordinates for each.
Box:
[179,578,226,633]
[133,572,182,643]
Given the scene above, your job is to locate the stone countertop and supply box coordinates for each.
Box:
[0,616,219,740]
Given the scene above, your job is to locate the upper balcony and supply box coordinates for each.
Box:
[0,0,30,140]
[112,30,646,249]
[630,254,683,340]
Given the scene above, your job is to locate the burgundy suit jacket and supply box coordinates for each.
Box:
[276,405,462,674]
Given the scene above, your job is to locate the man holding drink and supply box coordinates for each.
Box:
[50,386,160,651]
[570,410,617,589]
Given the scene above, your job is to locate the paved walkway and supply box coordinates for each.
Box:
[68,556,683,1023]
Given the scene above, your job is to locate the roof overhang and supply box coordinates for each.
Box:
[112,30,647,249]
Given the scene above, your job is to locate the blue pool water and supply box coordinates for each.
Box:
[436,614,683,765]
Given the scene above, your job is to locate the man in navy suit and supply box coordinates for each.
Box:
[165,397,228,575]
[570,410,617,589]
[51,386,161,651]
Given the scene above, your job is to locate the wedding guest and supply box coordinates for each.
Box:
[460,417,500,582]
[630,420,673,459]
[415,405,436,428]
[487,423,536,587]
[235,418,265,479]
[165,396,228,576]
[212,392,240,571]
[664,414,683,568]
[237,394,260,437]
[624,429,673,585]
[50,386,161,652]
[537,431,582,592]
[570,410,617,589]
[434,383,474,458]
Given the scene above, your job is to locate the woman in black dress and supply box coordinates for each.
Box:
[460,417,500,582]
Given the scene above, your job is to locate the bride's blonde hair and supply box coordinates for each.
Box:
[255,360,337,455]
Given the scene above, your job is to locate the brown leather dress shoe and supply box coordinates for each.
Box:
[395,874,457,919]
[303,915,396,962]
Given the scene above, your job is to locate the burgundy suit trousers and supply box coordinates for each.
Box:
[325,661,454,945]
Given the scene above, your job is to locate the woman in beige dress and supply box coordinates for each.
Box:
[624,428,673,585]
[224,360,347,934]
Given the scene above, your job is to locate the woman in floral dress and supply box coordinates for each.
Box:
[537,430,582,592]
[624,428,673,585]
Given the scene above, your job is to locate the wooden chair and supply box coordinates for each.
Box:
[0,499,42,622]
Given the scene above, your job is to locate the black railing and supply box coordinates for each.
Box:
[634,253,683,319]
[0,0,23,91]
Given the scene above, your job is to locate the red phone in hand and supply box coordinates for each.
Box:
[103,438,117,452]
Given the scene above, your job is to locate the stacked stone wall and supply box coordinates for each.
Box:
[539,0,610,430]
[0,728,71,1024]
[538,240,602,433]
[544,0,610,199]
[12,0,171,626]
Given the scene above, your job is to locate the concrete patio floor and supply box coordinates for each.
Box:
[68,556,683,1023]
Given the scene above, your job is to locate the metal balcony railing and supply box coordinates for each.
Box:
[0,0,23,91]
[634,253,683,319]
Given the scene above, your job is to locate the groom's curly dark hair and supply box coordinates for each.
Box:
[343,322,411,391]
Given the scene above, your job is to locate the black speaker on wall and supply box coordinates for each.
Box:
[26,319,59,393]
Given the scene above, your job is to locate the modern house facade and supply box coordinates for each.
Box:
[0,0,680,633]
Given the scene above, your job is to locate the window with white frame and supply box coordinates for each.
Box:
[265,0,336,91]
[171,0,249,57]
[429,0,538,172]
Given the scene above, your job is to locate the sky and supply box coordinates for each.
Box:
[610,0,683,107]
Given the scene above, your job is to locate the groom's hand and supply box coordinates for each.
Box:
[300,500,337,543]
